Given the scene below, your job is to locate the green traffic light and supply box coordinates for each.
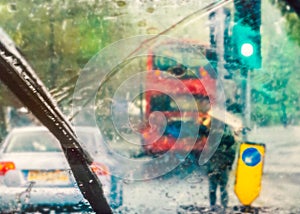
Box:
[241,43,254,57]
[232,23,261,69]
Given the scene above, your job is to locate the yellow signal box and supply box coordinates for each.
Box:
[234,142,265,206]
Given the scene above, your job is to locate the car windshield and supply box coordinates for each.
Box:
[153,44,216,79]
[150,94,210,112]
[0,0,300,213]
[4,131,62,153]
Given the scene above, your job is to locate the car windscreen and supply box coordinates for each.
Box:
[4,131,62,153]
[152,43,217,79]
[150,94,210,112]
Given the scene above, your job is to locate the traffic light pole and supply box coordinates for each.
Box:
[240,67,251,141]
[215,8,226,108]
[233,0,261,141]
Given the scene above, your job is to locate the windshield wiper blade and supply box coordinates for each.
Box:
[0,28,112,214]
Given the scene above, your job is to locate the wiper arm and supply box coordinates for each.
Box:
[0,29,112,214]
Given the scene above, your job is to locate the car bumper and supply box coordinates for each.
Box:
[0,185,110,212]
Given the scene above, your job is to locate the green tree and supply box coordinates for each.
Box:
[250,1,300,126]
[0,0,137,137]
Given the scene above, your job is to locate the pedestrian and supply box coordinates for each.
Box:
[206,125,236,211]
[195,96,237,210]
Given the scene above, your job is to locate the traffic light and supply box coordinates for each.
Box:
[233,0,261,69]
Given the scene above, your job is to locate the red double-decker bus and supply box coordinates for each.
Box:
[141,40,217,155]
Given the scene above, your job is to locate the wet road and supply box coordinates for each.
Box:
[117,126,300,213]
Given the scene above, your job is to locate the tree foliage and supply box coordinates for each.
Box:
[249,1,300,126]
[0,0,137,138]
[0,0,137,90]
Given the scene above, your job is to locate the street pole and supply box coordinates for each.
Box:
[211,8,227,109]
[246,69,251,129]
[216,8,225,81]
[240,67,251,141]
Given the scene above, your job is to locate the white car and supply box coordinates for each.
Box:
[0,126,123,213]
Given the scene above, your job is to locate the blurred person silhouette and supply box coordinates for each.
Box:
[195,96,237,210]
[206,125,236,211]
